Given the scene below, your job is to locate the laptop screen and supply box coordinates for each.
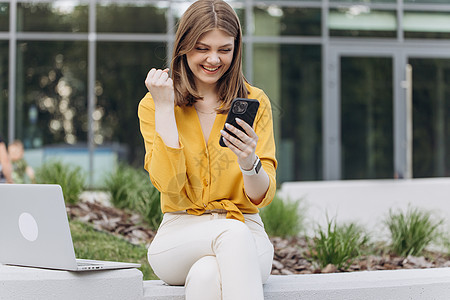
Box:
[0,184,78,270]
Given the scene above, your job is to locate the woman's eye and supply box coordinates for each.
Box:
[196,48,208,51]
[221,49,232,52]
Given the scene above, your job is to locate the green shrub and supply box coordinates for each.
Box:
[307,219,369,270]
[104,163,162,229]
[385,206,443,257]
[438,230,450,257]
[35,160,85,204]
[260,195,303,238]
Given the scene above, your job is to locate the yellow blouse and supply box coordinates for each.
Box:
[138,83,277,222]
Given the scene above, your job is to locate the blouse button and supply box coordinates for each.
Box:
[203,178,209,186]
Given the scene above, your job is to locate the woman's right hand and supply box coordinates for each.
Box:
[145,68,175,111]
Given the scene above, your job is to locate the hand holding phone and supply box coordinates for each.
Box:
[219,98,259,147]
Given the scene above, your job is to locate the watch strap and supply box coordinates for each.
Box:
[239,156,261,176]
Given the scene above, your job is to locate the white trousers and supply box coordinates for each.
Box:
[147,211,274,300]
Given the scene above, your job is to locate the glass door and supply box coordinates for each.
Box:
[324,45,398,180]
[340,56,394,179]
[409,57,450,178]
[325,45,450,180]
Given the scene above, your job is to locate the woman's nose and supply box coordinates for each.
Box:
[206,52,220,65]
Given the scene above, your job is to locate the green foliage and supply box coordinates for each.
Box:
[260,195,303,238]
[438,231,450,257]
[385,206,443,257]
[104,163,162,229]
[35,160,85,204]
[307,219,369,270]
[70,220,157,280]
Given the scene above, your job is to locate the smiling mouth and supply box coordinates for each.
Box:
[202,65,221,72]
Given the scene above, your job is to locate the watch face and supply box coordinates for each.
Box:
[255,159,262,174]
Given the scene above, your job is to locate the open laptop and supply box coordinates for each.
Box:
[0,184,141,271]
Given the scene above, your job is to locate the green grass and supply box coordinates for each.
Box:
[307,219,369,270]
[260,195,303,238]
[385,206,443,257]
[70,220,157,280]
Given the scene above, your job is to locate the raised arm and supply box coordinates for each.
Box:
[0,142,13,183]
[144,68,179,148]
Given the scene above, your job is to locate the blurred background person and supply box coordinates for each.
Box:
[8,140,35,184]
[0,135,13,183]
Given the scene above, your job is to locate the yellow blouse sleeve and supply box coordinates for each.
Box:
[244,89,278,208]
[138,93,187,194]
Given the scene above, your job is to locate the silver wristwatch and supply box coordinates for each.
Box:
[239,156,262,176]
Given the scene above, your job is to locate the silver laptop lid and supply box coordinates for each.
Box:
[0,184,78,270]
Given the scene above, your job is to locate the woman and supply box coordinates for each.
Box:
[138,1,277,299]
[0,135,13,183]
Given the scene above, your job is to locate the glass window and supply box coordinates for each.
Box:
[0,3,9,31]
[253,44,322,182]
[235,7,246,35]
[16,41,88,148]
[254,5,321,36]
[96,42,166,166]
[330,0,395,2]
[404,11,450,39]
[405,0,450,3]
[329,8,396,38]
[410,58,450,177]
[254,0,321,2]
[17,1,88,32]
[97,2,168,33]
[341,57,393,179]
[0,41,7,136]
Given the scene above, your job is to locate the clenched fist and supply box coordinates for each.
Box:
[145,68,175,111]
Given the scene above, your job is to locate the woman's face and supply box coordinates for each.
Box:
[186,29,235,89]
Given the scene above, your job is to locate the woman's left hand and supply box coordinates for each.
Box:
[220,118,258,170]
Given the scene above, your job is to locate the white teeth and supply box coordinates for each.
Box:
[203,66,219,71]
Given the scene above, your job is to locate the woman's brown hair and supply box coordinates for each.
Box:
[170,0,248,114]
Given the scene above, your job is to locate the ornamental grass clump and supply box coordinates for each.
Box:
[35,160,85,204]
[385,206,443,257]
[308,219,369,270]
[260,195,303,238]
[103,163,162,229]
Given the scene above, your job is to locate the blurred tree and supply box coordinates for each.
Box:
[96,42,166,166]
[0,41,8,135]
[14,2,168,168]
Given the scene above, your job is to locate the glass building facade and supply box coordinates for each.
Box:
[1,0,449,186]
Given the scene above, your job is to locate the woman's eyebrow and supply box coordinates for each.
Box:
[196,42,233,48]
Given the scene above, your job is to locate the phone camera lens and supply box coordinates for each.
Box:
[232,101,248,114]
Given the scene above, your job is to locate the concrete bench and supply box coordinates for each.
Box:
[3,263,450,299]
[0,264,143,300]
[143,268,450,299]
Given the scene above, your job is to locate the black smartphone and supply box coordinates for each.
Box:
[219,98,260,147]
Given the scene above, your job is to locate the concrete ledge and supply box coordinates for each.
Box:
[263,268,450,299]
[143,268,450,300]
[3,263,449,299]
[143,280,185,299]
[0,264,143,300]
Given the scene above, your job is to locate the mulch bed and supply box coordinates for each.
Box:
[68,198,450,275]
